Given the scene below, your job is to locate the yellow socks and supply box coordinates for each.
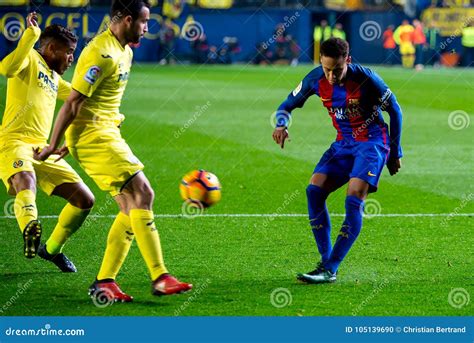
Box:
[97,212,134,280]
[130,209,168,280]
[46,204,91,255]
[14,189,37,232]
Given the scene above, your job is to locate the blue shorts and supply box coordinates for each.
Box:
[313,140,390,193]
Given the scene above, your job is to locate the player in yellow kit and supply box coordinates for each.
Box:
[0,13,94,272]
[35,1,192,302]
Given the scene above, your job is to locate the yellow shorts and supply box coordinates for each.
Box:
[400,43,415,55]
[0,140,83,195]
[66,125,144,197]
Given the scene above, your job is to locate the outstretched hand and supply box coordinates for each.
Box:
[272,127,290,149]
[26,12,38,28]
[33,145,69,162]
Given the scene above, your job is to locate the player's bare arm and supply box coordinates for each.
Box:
[34,89,87,161]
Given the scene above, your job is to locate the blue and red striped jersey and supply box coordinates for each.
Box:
[277,64,403,159]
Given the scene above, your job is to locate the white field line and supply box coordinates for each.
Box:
[0,213,472,219]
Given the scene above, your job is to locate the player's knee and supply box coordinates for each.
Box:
[136,183,154,207]
[78,192,95,210]
[10,172,36,193]
[347,189,366,200]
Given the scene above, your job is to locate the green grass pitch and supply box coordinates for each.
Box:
[0,64,472,316]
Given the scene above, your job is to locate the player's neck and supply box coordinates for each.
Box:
[109,24,128,47]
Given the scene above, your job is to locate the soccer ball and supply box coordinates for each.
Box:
[179,170,222,208]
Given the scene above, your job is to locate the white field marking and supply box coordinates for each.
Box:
[0,213,472,219]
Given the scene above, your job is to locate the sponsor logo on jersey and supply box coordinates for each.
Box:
[84,66,101,85]
[292,82,302,96]
[37,71,58,93]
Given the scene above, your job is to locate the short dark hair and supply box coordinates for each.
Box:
[320,38,349,59]
[111,0,150,21]
[40,24,78,47]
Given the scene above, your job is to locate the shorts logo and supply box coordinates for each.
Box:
[13,160,24,168]
[367,171,377,177]
[84,66,101,85]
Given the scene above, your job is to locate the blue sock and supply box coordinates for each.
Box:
[306,185,332,263]
[325,196,364,273]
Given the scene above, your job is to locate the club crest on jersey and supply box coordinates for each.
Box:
[13,160,24,168]
[292,82,302,96]
[84,66,101,85]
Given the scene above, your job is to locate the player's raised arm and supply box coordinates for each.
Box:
[33,89,87,161]
[272,73,316,149]
[0,12,39,78]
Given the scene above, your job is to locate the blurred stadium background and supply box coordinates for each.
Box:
[0,0,473,67]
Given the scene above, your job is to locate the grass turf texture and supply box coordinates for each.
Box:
[0,65,472,316]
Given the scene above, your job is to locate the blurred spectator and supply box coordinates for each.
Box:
[287,34,301,66]
[394,19,415,68]
[461,22,474,67]
[424,22,441,66]
[332,23,346,40]
[383,25,398,65]
[313,20,331,62]
[412,19,427,70]
[191,34,209,64]
[158,19,180,65]
[251,42,273,65]
[207,46,219,64]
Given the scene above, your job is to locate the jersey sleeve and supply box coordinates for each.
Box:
[0,26,41,78]
[71,47,114,97]
[274,70,317,127]
[366,68,403,159]
[57,77,72,101]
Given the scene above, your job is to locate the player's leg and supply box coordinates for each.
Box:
[321,142,388,281]
[91,195,135,302]
[323,177,369,275]
[297,142,352,284]
[119,172,192,296]
[307,172,347,264]
[38,182,95,272]
[8,171,42,258]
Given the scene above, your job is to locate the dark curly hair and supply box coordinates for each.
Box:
[320,37,349,59]
[111,0,151,21]
[40,24,78,47]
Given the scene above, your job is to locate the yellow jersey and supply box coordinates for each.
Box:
[67,28,132,138]
[0,26,71,145]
